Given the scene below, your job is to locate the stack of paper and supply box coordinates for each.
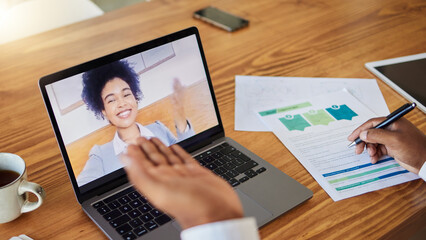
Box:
[235,75,389,132]
[235,76,418,201]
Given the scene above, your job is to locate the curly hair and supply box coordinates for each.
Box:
[81,60,143,119]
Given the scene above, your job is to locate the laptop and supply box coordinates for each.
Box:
[39,27,312,240]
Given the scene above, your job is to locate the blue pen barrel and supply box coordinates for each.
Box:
[376,102,416,129]
[348,102,416,148]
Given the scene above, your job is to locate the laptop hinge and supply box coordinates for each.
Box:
[183,132,225,153]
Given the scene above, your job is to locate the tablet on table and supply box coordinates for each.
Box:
[365,53,426,113]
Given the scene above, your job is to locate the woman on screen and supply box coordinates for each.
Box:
[77,60,195,186]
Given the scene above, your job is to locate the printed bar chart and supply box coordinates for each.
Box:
[323,158,410,191]
[279,104,358,131]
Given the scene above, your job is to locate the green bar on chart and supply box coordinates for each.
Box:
[328,164,399,184]
[259,102,312,116]
[303,109,335,126]
[279,114,311,131]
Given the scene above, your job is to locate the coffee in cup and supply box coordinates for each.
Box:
[0,153,46,223]
[0,170,20,187]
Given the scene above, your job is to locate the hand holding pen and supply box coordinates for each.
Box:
[348,103,416,148]
[347,103,426,174]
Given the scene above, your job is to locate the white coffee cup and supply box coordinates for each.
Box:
[0,153,46,223]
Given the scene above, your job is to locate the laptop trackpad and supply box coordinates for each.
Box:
[172,189,272,231]
[236,189,272,226]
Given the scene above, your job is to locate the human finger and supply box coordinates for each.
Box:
[137,137,168,165]
[377,145,388,157]
[170,144,198,164]
[359,128,399,146]
[366,143,377,157]
[370,153,380,164]
[151,138,184,165]
[347,117,387,141]
[355,141,365,155]
[121,149,158,195]
[365,143,380,164]
[371,145,391,164]
[185,162,218,178]
[125,143,154,169]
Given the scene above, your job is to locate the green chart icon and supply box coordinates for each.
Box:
[303,109,335,126]
[279,114,311,131]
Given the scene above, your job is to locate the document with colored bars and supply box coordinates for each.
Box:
[256,90,419,201]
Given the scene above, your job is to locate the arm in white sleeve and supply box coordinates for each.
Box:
[418,161,426,181]
[181,217,260,240]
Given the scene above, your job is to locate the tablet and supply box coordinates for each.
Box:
[365,53,426,113]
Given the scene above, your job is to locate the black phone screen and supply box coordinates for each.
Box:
[194,7,249,31]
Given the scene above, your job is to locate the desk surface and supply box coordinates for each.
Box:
[0,0,425,239]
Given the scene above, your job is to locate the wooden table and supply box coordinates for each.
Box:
[1,0,425,239]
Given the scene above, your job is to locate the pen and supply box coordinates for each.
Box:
[348,102,416,148]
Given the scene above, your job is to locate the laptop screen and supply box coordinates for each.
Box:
[40,29,221,195]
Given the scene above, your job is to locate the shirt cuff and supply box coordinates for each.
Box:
[418,161,426,181]
[180,217,260,240]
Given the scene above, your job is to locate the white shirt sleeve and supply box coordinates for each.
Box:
[180,217,260,240]
[418,161,426,181]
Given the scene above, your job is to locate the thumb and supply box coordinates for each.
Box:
[359,128,397,146]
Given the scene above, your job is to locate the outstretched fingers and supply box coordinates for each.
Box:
[122,144,158,195]
[137,137,168,166]
[125,143,154,170]
[171,144,198,165]
[151,138,184,165]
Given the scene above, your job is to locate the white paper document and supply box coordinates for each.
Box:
[256,90,418,201]
[235,75,389,131]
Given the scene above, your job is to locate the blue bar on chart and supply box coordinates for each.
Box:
[325,104,358,120]
[322,157,395,177]
[321,157,410,191]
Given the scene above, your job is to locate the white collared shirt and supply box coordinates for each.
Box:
[181,217,260,240]
[112,123,156,156]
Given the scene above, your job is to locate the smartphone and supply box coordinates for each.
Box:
[193,6,249,32]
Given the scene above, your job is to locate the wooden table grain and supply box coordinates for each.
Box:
[0,0,425,239]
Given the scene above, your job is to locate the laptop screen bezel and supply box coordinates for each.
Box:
[39,27,224,204]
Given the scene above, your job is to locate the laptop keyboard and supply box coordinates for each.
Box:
[194,142,266,187]
[92,142,265,239]
[93,186,171,240]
